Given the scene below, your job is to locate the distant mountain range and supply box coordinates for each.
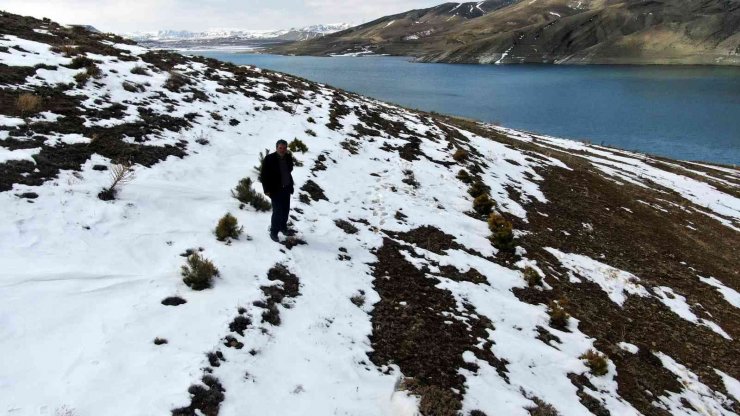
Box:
[124,23,352,49]
[271,0,740,65]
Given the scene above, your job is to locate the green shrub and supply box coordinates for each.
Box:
[452,148,468,162]
[164,71,189,91]
[548,301,570,330]
[288,138,308,153]
[456,169,473,184]
[467,180,489,198]
[215,213,243,241]
[74,71,90,85]
[487,212,515,251]
[580,349,609,376]
[181,253,219,290]
[67,55,94,69]
[130,65,149,75]
[523,266,542,287]
[473,193,495,216]
[232,177,271,212]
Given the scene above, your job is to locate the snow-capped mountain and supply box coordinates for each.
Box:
[1,11,739,416]
[126,23,351,42]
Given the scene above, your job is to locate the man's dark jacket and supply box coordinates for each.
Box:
[259,152,294,196]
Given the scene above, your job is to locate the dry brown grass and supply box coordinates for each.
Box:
[580,349,609,376]
[16,93,42,116]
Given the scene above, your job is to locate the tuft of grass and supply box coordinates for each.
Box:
[164,71,189,92]
[526,396,560,416]
[456,169,473,184]
[452,148,469,162]
[417,385,461,416]
[547,301,570,330]
[487,212,515,251]
[305,129,316,137]
[232,177,271,211]
[523,266,543,287]
[307,116,316,124]
[181,252,220,291]
[130,65,149,75]
[73,71,90,85]
[16,93,42,116]
[288,138,308,153]
[473,193,495,216]
[350,294,365,307]
[67,55,95,69]
[580,349,609,376]
[215,213,243,242]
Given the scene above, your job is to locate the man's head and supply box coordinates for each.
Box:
[276,139,288,156]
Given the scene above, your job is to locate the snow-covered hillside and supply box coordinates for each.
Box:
[1,12,739,416]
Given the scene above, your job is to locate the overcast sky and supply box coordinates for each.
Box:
[3,0,445,33]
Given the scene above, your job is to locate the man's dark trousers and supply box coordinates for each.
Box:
[270,186,291,235]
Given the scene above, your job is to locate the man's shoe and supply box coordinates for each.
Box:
[270,233,279,242]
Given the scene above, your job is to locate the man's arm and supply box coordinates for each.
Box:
[259,154,270,196]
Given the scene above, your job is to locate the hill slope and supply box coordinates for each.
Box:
[272,0,740,65]
[1,11,739,416]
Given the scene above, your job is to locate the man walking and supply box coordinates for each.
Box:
[259,139,295,242]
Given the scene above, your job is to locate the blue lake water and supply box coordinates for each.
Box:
[194,52,740,165]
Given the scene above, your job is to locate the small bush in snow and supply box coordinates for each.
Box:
[67,56,95,69]
[487,212,515,251]
[547,301,570,330]
[580,349,609,376]
[54,44,78,57]
[98,159,135,201]
[288,138,308,153]
[526,396,560,416]
[307,116,316,124]
[305,129,316,137]
[130,65,149,75]
[467,180,489,199]
[16,93,42,116]
[473,193,495,216]
[164,71,189,92]
[522,266,542,287]
[215,213,243,242]
[73,71,90,86]
[253,148,270,173]
[350,294,365,307]
[452,148,468,162]
[181,252,219,290]
[85,63,102,78]
[456,169,473,184]
[232,177,271,212]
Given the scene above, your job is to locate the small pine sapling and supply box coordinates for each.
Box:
[580,349,609,376]
[288,138,308,153]
[522,266,543,287]
[456,169,473,184]
[215,213,243,241]
[232,177,271,211]
[181,252,219,290]
[473,193,495,216]
[548,300,570,330]
[488,212,515,251]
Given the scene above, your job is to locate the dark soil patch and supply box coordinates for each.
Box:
[171,375,225,416]
[259,264,301,326]
[334,219,359,234]
[280,237,307,250]
[300,180,328,202]
[369,237,508,409]
[223,335,244,349]
[206,351,225,367]
[161,296,187,306]
[228,315,251,336]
